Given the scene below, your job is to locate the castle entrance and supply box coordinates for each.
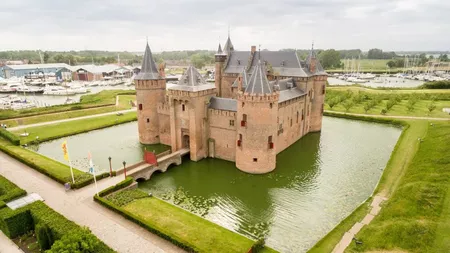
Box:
[182,135,190,148]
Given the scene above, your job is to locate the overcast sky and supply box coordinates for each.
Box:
[1,0,449,52]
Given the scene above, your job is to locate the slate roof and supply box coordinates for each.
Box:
[4,63,71,71]
[224,50,310,77]
[223,36,234,55]
[245,60,272,95]
[231,69,250,89]
[209,97,237,112]
[135,43,162,80]
[169,65,215,92]
[278,88,306,103]
[216,43,223,54]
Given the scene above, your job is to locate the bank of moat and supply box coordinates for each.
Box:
[135,36,327,174]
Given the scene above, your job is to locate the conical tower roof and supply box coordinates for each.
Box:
[135,43,162,80]
[216,43,223,54]
[177,65,207,87]
[245,60,272,94]
[223,35,234,54]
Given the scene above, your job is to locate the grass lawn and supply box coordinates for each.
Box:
[347,121,450,252]
[143,143,171,155]
[0,90,135,121]
[308,119,429,252]
[12,111,137,144]
[123,196,277,253]
[0,138,88,186]
[325,100,450,118]
[0,92,136,128]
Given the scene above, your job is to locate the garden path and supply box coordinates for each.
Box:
[0,231,24,253]
[0,152,184,253]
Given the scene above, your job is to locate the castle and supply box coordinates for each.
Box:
[135,35,327,174]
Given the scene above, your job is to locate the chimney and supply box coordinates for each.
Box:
[251,46,256,53]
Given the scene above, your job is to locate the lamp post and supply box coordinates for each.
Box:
[123,161,127,178]
[108,157,112,177]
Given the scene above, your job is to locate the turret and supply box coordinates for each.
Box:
[135,43,166,144]
[236,60,279,174]
[306,44,327,132]
[215,43,227,97]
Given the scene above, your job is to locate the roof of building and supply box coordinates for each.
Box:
[231,69,250,89]
[278,88,306,103]
[169,65,215,92]
[4,63,71,71]
[216,43,223,54]
[135,43,162,80]
[223,50,325,77]
[306,47,326,75]
[71,64,126,74]
[245,60,272,95]
[223,36,234,55]
[209,97,237,111]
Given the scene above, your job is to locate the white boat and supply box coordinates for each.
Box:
[43,86,76,96]
[359,73,376,80]
[0,95,36,110]
[16,86,44,94]
[347,77,368,83]
[70,85,88,94]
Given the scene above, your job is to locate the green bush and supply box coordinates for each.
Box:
[47,228,104,253]
[36,223,54,250]
[251,238,266,253]
[0,175,27,202]
[0,128,20,145]
[71,172,110,189]
[0,201,5,209]
[105,189,149,206]
[99,177,134,197]
[0,208,33,238]
[419,80,450,89]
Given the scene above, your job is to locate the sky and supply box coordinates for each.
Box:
[1,0,449,52]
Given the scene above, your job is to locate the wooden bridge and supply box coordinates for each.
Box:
[128,148,190,181]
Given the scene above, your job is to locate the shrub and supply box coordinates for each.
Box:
[71,172,110,189]
[419,80,450,89]
[385,99,396,111]
[0,128,20,145]
[99,177,134,197]
[0,208,33,238]
[251,238,266,253]
[105,189,149,206]
[47,228,102,253]
[327,97,340,109]
[381,109,387,115]
[36,223,54,250]
[363,103,372,113]
[0,175,27,202]
[342,101,354,112]
[427,103,437,113]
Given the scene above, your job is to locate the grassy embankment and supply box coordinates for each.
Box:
[309,116,429,253]
[95,179,277,253]
[12,111,137,144]
[0,90,136,127]
[324,87,450,118]
[347,120,450,252]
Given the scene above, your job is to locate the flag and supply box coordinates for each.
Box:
[61,140,69,161]
[88,152,94,174]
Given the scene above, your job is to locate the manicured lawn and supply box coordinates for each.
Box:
[0,92,136,128]
[0,138,88,185]
[347,121,450,252]
[123,197,277,253]
[308,119,429,252]
[325,100,450,118]
[143,143,171,155]
[12,111,137,144]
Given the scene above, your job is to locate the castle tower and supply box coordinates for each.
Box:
[306,45,327,132]
[236,60,279,174]
[135,43,166,144]
[215,43,226,97]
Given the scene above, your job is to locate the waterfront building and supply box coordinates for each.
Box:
[0,63,72,78]
[135,36,327,174]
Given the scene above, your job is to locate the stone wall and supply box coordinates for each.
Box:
[220,74,237,98]
[310,76,327,132]
[276,97,306,154]
[208,109,237,161]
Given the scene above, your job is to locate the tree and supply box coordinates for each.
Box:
[327,97,339,109]
[342,100,354,112]
[439,54,449,62]
[47,228,100,253]
[318,49,341,69]
[387,60,396,68]
[427,102,436,114]
[363,103,371,113]
[43,52,50,63]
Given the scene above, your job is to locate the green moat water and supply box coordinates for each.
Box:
[33,117,401,252]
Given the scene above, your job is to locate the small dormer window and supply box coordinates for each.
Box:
[237,59,241,65]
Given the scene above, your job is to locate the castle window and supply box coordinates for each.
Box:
[268,136,274,149]
[302,109,304,120]
[182,104,185,111]
[253,158,258,162]
[322,85,326,95]
[242,102,245,107]
[270,103,273,108]
[139,104,143,110]
[241,114,247,127]
[290,118,293,127]
[237,134,242,147]
[230,120,234,126]
[297,111,299,123]
[307,105,310,116]
[321,103,324,114]
[147,118,149,123]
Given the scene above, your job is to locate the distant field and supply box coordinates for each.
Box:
[340,59,390,71]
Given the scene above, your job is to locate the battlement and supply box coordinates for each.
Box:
[135,79,165,90]
[167,87,216,99]
[237,91,279,103]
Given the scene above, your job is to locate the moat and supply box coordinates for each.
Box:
[32,117,401,252]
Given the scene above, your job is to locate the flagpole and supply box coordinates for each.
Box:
[66,140,75,184]
[89,152,99,197]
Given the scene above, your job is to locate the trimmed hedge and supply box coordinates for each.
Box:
[324,111,407,128]
[0,201,5,209]
[0,128,20,145]
[0,175,27,203]
[72,172,110,189]
[99,176,134,197]
[0,208,33,238]
[419,80,450,89]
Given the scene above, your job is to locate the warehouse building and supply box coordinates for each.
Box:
[0,63,72,78]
